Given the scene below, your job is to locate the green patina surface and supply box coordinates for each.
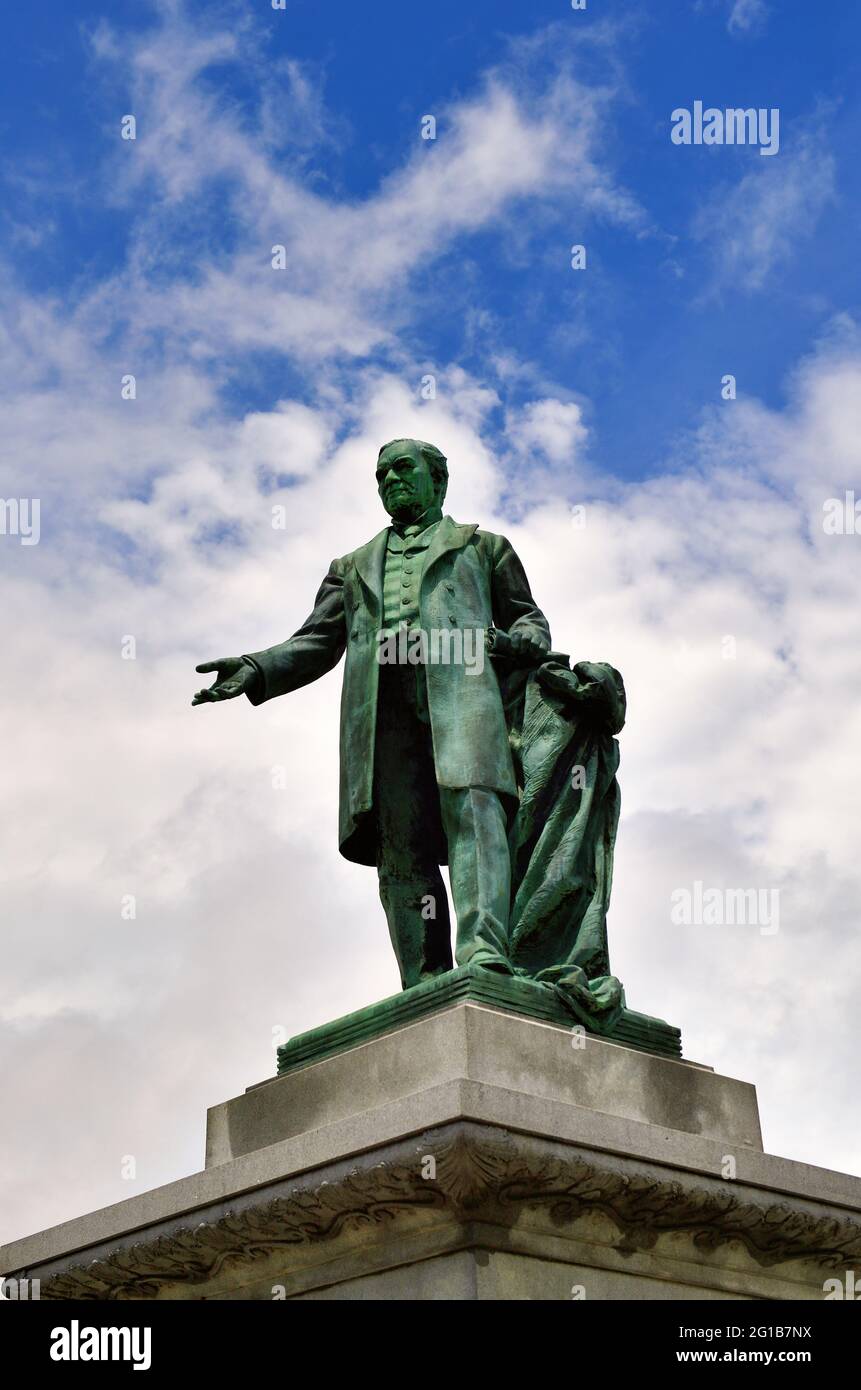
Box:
[276,966,682,1076]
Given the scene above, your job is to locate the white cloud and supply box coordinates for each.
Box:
[692,118,836,292]
[73,9,646,370]
[506,398,589,465]
[728,0,769,35]
[235,402,333,479]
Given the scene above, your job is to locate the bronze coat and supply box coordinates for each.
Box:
[245,516,550,865]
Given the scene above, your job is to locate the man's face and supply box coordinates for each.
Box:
[376,442,437,522]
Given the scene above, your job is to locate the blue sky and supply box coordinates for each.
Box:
[2,0,861,1243]
[3,0,860,487]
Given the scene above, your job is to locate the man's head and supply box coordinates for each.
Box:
[376,438,448,522]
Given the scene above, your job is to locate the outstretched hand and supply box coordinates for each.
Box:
[192,657,256,706]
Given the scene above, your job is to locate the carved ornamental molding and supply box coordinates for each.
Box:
[21,1124,861,1299]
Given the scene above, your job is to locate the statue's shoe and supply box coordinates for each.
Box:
[417,964,453,983]
[465,952,514,976]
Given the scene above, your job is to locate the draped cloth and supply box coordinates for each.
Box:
[496,651,628,1032]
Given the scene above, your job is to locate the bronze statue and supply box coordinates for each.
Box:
[193,438,627,1029]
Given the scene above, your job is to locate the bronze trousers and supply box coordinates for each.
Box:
[373,661,511,989]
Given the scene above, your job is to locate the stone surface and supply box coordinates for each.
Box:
[211,999,751,1169]
[2,1003,859,1301]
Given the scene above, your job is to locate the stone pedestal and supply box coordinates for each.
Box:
[2,999,860,1300]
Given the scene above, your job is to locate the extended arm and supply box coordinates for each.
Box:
[243,559,347,704]
[192,558,347,707]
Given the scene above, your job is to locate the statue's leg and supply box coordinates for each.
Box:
[373,663,454,989]
[440,787,512,973]
[376,871,452,989]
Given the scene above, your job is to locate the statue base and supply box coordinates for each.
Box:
[275,964,682,1075]
[2,998,860,1300]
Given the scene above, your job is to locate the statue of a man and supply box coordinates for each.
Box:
[193,438,551,989]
